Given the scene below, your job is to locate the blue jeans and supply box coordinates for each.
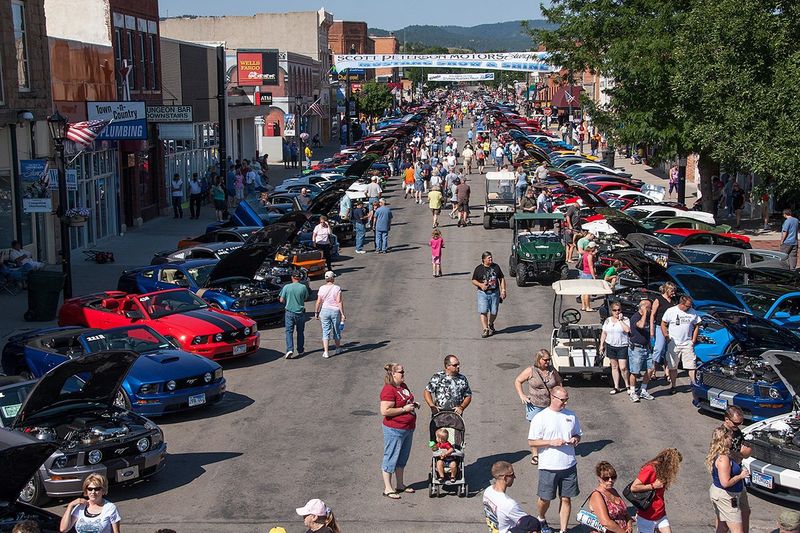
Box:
[284,311,305,353]
[354,222,366,251]
[652,328,668,364]
[375,230,388,252]
[382,425,414,473]
[319,308,341,341]
[628,345,653,374]
[525,402,544,422]
[476,290,500,315]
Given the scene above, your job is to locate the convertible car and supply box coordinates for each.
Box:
[0,352,166,505]
[151,242,243,265]
[58,288,259,361]
[692,312,800,421]
[1,325,225,416]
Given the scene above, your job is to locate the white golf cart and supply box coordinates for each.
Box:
[550,279,614,379]
[483,171,517,229]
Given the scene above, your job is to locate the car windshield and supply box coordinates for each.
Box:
[605,198,627,209]
[625,209,650,220]
[82,327,172,353]
[486,180,515,200]
[0,383,31,426]
[187,264,215,286]
[517,231,562,244]
[654,233,684,246]
[671,272,744,309]
[139,290,208,318]
[680,249,716,263]
[736,290,773,317]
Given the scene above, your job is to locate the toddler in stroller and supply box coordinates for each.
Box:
[428,410,468,497]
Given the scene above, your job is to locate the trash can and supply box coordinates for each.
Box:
[25,271,66,322]
[602,149,615,168]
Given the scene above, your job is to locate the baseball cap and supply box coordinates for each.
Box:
[509,515,541,533]
[324,271,336,280]
[268,528,287,533]
[586,241,598,249]
[295,498,330,517]
[780,511,800,531]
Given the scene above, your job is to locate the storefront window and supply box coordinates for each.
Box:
[162,123,219,202]
[66,150,118,251]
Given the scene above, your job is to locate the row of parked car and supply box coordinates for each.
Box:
[0,108,431,529]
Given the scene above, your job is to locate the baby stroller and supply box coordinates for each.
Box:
[427,410,468,498]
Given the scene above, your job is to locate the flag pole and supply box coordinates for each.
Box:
[64,118,114,164]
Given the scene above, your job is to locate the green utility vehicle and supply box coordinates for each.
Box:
[508,212,569,286]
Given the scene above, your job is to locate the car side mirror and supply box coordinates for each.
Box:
[124,310,143,321]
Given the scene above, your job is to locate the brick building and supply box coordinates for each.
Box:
[370,35,399,82]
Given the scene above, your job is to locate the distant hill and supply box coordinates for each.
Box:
[368,20,553,52]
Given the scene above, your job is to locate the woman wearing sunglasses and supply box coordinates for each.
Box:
[588,461,634,533]
[59,474,120,533]
[514,348,562,465]
[380,362,419,499]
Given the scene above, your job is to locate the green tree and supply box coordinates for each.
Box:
[357,81,394,118]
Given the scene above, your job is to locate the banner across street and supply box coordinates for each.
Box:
[333,52,557,72]
[427,72,495,81]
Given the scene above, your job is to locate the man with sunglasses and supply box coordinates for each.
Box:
[722,406,751,459]
[528,386,582,533]
[483,461,530,533]
[424,355,472,416]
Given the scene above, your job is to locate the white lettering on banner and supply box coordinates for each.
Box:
[428,73,495,81]
[334,52,558,72]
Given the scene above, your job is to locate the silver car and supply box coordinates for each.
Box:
[680,244,789,269]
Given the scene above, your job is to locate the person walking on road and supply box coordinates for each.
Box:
[472,251,507,338]
[781,209,798,270]
[366,175,383,206]
[211,176,226,222]
[373,199,393,253]
[424,354,472,415]
[462,145,474,174]
[588,461,634,533]
[188,173,203,219]
[483,461,532,533]
[661,296,701,394]
[706,427,750,533]
[514,348,562,465]
[352,200,368,254]
[380,362,419,499]
[650,282,676,376]
[279,271,310,359]
[600,302,631,396]
[456,176,471,227]
[628,299,655,402]
[527,385,582,533]
[170,173,184,219]
[629,448,683,533]
[428,186,443,228]
[430,229,444,278]
[314,271,345,359]
[312,216,334,271]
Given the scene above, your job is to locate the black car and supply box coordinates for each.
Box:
[0,352,166,506]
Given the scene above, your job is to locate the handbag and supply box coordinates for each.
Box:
[575,491,607,532]
[623,480,655,511]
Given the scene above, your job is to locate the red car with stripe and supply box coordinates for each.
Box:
[58,288,259,361]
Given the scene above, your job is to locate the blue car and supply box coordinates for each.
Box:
[692,311,800,421]
[734,284,800,335]
[1,325,225,417]
[117,245,285,324]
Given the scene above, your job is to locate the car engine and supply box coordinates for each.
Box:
[206,278,282,304]
[748,413,800,455]
[702,353,780,383]
[23,412,133,446]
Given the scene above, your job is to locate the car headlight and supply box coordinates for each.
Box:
[769,387,781,399]
[87,450,102,465]
[144,420,158,431]
[524,252,531,258]
[555,252,563,258]
[243,327,251,335]
[191,336,203,345]
[231,300,241,309]
[136,437,150,453]
[213,368,223,380]
[214,333,223,342]
[52,455,68,469]
[166,380,176,391]
[139,383,158,395]
[204,372,212,383]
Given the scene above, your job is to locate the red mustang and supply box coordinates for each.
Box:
[58,288,259,361]
[654,228,751,249]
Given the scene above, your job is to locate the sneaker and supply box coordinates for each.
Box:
[539,521,554,533]
[629,391,640,403]
[335,347,343,355]
[322,351,330,359]
[488,323,496,334]
[355,250,366,254]
[285,350,293,359]
[639,390,655,401]
[481,329,490,338]
[297,350,304,356]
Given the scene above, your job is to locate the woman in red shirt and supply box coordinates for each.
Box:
[629,448,683,533]
[379,362,419,499]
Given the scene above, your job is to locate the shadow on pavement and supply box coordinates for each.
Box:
[222,347,284,369]
[575,438,614,458]
[110,451,244,502]
[463,450,531,494]
[442,271,471,277]
[340,340,390,353]
[156,391,254,424]
[499,324,542,335]
[334,266,365,275]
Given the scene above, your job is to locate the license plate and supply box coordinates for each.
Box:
[233,344,247,355]
[116,465,139,482]
[710,397,728,410]
[188,393,206,407]
[751,471,774,489]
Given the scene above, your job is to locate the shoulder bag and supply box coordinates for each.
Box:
[575,490,607,532]
[623,480,655,511]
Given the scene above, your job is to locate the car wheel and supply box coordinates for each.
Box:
[18,474,48,506]
[114,389,132,410]
[509,256,517,277]
[516,269,526,287]
[559,264,570,280]
[483,215,492,229]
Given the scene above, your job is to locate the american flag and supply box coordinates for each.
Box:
[308,100,324,117]
[66,119,111,147]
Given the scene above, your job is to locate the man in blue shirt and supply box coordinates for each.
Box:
[373,199,393,253]
[781,209,799,270]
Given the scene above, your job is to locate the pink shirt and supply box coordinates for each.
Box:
[317,283,342,310]
[313,223,332,244]
[429,237,444,258]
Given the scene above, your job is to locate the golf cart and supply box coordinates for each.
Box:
[483,171,516,229]
[550,279,614,379]
[508,213,569,286]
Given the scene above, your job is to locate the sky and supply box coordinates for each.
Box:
[158,0,547,29]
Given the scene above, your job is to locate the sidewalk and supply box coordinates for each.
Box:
[0,143,346,345]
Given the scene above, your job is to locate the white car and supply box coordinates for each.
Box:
[605,187,665,203]
[625,205,716,224]
[742,410,800,504]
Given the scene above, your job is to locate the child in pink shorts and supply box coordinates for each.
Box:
[429,229,444,278]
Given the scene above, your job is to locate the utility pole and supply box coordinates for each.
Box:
[216,45,228,174]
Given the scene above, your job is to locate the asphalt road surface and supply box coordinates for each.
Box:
[46,125,789,532]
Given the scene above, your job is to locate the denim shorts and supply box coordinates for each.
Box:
[605,344,628,360]
[382,425,414,473]
[525,402,544,422]
[319,308,341,341]
[579,271,593,280]
[628,345,653,374]
[476,290,500,315]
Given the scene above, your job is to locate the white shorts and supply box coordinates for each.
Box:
[666,341,696,370]
[636,515,670,533]
[405,183,415,192]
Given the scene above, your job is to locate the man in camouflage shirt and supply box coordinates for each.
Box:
[424,354,473,415]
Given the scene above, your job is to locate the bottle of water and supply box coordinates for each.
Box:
[339,320,345,334]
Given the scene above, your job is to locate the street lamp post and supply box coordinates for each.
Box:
[47,111,72,299]
[295,95,303,170]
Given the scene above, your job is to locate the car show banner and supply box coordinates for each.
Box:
[428,72,495,81]
[334,52,556,73]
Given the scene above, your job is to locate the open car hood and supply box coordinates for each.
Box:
[12,351,139,428]
[208,221,298,282]
[344,152,381,178]
[229,200,265,228]
[709,311,800,354]
[552,176,609,208]
[0,428,59,501]
[626,233,689,264]
[595,208,649,236]
[611,249,670,285]
[758,350,800,406]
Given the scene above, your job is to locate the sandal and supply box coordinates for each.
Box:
[609,388,623,395]
[531,456,539,465]
[382,491,401,499]
[396,486,415,493]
